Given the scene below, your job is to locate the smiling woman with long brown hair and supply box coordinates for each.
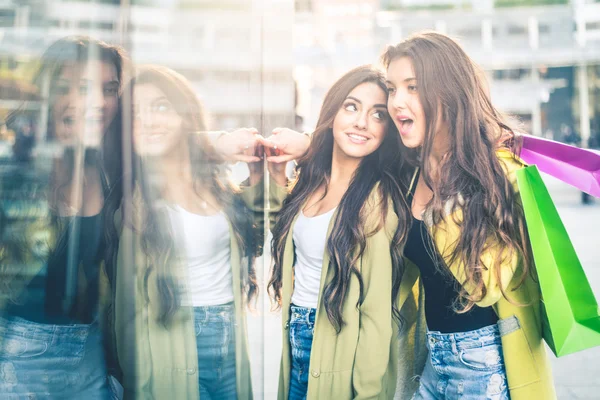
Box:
[267,65,418,400]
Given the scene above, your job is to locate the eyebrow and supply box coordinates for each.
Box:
[150,96,169,104]
[385,77,417,85]
[78,79,120,85]
[346,96,387,109]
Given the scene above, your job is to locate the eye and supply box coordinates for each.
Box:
[372,110,386,121]
[104,86,118,96]
[52,85,70,96]
[408,84,418,92]
[386,87,396,96]
[343,102,357,112]
[153,101,172,113]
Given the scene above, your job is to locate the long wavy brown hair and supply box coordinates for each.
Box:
[268,66,411,332]
[2,36,127,315]
[125,66,259,326]
[382,32,532,312]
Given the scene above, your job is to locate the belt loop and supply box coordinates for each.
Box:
[497,315,521,337]
[451,335,458,354]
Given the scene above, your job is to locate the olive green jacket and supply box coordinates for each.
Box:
[273,183,426,400]
[113,182,268,400]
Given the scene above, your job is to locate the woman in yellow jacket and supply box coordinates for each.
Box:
[382,32,556,399]
[267,65,420,400]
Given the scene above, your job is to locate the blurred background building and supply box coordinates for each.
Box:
[294,0,600,149]
[0,0,295,156]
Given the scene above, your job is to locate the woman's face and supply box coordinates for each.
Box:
[331,82,389,160]
[385,56,427,149]
[133,83,186,158]
[51,61,119,147]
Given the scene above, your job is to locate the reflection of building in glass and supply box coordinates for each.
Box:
[0,0,294,139]
[295,0,600,147]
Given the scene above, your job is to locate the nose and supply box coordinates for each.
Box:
[87,85,105,111]
[354,110,368,130]
[390,89,407,111]
[136,106,155,130]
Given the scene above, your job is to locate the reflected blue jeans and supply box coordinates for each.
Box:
[288,304,316,400]
[194,302,237,400]
[412,322,510,400]
[0,315,112,399]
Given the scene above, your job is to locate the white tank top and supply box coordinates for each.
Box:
[166,204,234,306]
[291,207,336,309]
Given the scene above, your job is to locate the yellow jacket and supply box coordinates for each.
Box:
[409,149,556,400]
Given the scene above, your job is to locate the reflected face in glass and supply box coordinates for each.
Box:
[331,82,389,160]
[51,61,119,147]
[133,84,186,158]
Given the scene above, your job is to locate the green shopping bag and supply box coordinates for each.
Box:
[516,165,600,357]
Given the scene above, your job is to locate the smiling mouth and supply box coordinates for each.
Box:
[141,132,167,143]
[346,132,369,143]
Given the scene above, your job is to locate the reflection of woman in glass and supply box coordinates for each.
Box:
[267,66,414,399]
[0,36,126,397]
[115,65,261,400]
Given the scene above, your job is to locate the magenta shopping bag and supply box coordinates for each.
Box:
[519,135,600,198]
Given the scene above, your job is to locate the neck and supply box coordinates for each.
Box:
[330,146,361,186]
[425,129,450,180]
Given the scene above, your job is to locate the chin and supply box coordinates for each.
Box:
[400,137,421,149]
[342,149,375,159]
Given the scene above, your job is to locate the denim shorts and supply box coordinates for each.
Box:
[0,315,112,399]
[288,304,316,400]
[194,302,237,400]
[412,321,512,400]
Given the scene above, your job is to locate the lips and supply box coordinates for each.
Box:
[346,132,369,144]
[140,131,168,144]
[396,115,414,136]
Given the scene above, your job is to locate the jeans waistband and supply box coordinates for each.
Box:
[426,316,520,351]
[290,304,316,324]
[0,315,94,341]
[192,301,235,323]
[193,301,234,313]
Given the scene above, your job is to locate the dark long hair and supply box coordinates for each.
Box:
[125,66,259,326]
[382,32,531,312]
[268,66,410,332]
[2,36,127,313]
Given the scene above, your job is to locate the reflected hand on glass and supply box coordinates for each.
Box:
[215,127,263,163]
[264,145,287,187]
[247,145,264,186]
[258,127,310,163]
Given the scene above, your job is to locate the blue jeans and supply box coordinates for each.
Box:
[0,315,112,399]
[412,322,510,400]
[288,304,316,400]
[194,303,237,400]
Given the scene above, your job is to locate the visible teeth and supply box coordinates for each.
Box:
[348,134,367,142]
